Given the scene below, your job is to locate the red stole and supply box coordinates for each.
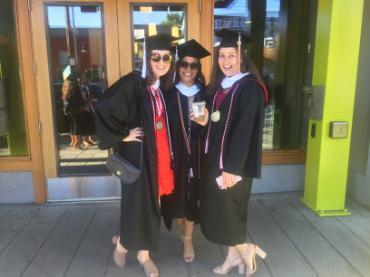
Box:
[150,87,174,196]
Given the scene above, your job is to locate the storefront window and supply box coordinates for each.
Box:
[0,0,28,156]
[46,4,108,175]
[131,4,186,71]
[214,0,310,150]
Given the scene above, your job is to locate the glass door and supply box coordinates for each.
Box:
[117,0,201,75]
[31,0,201,179]
[31,0,120,178]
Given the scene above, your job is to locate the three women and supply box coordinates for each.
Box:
[94,29,267,277]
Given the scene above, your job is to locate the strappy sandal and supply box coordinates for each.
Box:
[112,236,127,268]
[213,256,245,275]
[181,235,195,263]
[242,244,267,277]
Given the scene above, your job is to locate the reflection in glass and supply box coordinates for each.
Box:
[46,4,108,175]
[214,0,308,150]
[0,0,28,156]
[131,4,186,71]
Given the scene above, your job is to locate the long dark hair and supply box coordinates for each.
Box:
[174,57,206,86]
[145,50,175,91]
[207,45,263,96]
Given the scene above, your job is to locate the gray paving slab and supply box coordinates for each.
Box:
[261,197,360,277]
[64,205,120,277]
[0,194,368,277]
[21,206,96,277]
[0,206,67,277]
[288,197,370,277]
[248,199,316,277]
[0,206,39,254]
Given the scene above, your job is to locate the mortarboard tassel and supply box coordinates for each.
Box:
[141,37,147,79]
[237,32,242,73]
[173,45,178,82]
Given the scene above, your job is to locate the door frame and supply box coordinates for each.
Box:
[30,0,120,179]
[117,0,207,76]
[30,0,212,180]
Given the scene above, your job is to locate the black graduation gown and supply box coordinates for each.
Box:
[161,86,205,229]
[200,74,265,246]
[93,72,164,251]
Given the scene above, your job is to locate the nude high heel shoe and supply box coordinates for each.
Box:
[213,256,246,275]
[112,236,127,268]
[242,244,267,277]
[182,235,195,263]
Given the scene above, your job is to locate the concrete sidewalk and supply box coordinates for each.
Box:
[0,192,369,277]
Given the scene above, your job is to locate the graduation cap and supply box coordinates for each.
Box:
[137,33,178,78]
[176,39,211,60]
[214,28,252,48]
[137,33,178,51]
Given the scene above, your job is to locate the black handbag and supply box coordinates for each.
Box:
[105,146,142,184]
[106,116,143,185]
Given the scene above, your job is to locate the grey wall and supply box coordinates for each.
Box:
[0,172,35,203]
[348,0,370,209]
[253,164,305,193]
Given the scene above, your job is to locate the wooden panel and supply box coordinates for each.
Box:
[30,0,120,179]
[199,0,214,83]
[0,36,10,46]
[262,150,306,164]
[118,0,201,76]
[4,0,47,202]
[30,0,58,178]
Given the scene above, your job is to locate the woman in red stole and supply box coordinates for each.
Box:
[94,34,177,277]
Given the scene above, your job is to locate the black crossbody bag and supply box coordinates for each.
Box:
[105,140,143,185]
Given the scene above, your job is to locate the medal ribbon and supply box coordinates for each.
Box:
[177,91,191,155]
[147,86,174,165]
[204,84,240,170]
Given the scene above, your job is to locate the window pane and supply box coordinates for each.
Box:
[214,0,309,150]
[46,4,108,175]
[131,4,186,71]
[0,0,28,156]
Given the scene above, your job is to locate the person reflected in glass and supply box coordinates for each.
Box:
[61,73,85,149]
[93,34,177,277]
[161,39,210,263]
[197,29,269,276]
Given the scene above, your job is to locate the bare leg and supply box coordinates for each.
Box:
[137,250,159,277]
[182,219,195,262]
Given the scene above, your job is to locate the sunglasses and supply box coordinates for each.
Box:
[151,53,172,63]
[178,61,200,70]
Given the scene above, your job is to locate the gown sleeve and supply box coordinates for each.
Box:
[222,81,265,176]
[93,72,141,149]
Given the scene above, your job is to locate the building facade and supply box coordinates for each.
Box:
[0,0,368,210]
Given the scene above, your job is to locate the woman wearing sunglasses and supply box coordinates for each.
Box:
[200,29,269,276]
[161,39,210,263]
[94,34,177,277]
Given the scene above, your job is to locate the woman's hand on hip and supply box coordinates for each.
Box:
[122,127,143,142]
